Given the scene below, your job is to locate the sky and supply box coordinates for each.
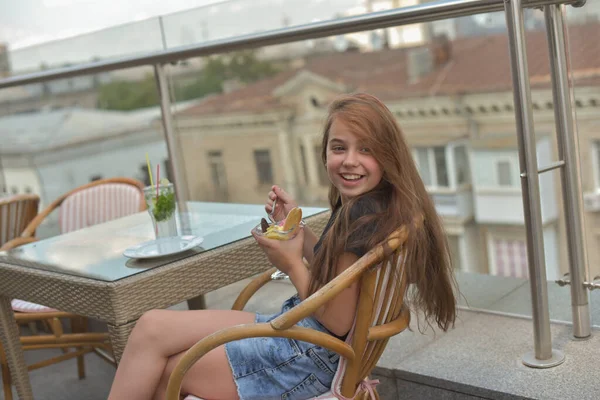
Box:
[1,0,366,72]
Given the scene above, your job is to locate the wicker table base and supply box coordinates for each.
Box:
[0,296,34,400]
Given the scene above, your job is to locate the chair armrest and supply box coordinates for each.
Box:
[21,198,64,237]
[0,236,39,251]
[165,323,354,400]
[231,267,278,311]
[270,225,410,331]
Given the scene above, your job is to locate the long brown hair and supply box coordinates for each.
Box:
[309,93,456,331]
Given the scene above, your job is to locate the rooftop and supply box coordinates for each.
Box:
[0,98,204,155]
[179,22,600,117]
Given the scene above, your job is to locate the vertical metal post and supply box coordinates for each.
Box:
[155,64,205,310]
[504,0,564,368]
[154,64,190,210]
[543,4,591,339]
[158,16,168,50]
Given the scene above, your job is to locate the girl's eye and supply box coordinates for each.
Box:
[360,147,371,153]
[331,146,344,152]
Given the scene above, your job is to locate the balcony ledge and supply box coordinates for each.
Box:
[202,272,599,400]
[374,310,599,400]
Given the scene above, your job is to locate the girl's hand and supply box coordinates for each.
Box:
[265,185,298,222]
[252,228,305,274]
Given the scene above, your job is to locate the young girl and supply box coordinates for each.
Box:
[108,92,456,400]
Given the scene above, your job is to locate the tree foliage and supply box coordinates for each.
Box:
[97,74,159,111]
[98,50,281,110]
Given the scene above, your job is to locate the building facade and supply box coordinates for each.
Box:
[174,23,600,280]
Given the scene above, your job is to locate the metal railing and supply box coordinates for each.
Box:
[0,0,580,88]
[0,0,589,373]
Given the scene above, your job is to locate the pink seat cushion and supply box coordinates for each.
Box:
[11,299,57,313]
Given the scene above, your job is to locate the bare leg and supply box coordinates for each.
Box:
[108,309,254,400]
[153,346,238,400]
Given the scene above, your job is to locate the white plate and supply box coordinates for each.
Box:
[123,236,204,259]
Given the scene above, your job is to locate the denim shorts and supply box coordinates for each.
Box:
[224,294,340,400]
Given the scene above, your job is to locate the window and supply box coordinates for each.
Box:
[163,159,173,183]
[299,145,309,184]
[314,146,329,186]
[434,147,449,187]
[491,238,529,279]
[497,161,512,186]
[253,149,273,185]
[453,146,470,185]
[414,146,449,188]
[207,151,227,189]
[139,165,151,186]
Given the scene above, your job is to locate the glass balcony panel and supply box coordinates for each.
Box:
[1,1,596,328]
[0,65,168,239]
[165,12,551,318]
[9,18,164,75]
[564,3,600,328]
[7,0,400,77]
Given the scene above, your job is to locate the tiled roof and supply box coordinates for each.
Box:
[0,108,149,154]
[180,23,600,116]
[178,70,298,116]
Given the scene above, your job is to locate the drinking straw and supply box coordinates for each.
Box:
[156,164,160,200]
[155,164,160,237]
[146,153,154,187]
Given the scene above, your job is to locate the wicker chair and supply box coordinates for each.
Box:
[0,194,39,249]
[0,178,146,400]
[166,220,416,400]
[14,177,146,241]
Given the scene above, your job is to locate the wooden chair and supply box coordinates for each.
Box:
[0,178,146,400]
[0,194,39,249]
[166,220,416,400]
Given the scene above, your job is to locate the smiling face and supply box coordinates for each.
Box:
[325,117,384,203]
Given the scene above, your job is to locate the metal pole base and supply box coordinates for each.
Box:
[522,349,565,368]
[571,334,593,342]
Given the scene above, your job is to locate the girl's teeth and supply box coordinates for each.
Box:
[342,174,361,180]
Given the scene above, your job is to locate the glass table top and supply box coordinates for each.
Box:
[0,202,327,282]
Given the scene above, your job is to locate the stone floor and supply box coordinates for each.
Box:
[2,274,599,400]
[0,277,295,400]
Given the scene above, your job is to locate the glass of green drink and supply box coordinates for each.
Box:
[144,180,178,238]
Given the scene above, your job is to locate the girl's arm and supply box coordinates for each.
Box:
[253,228,358,337]
[288,252,360,337]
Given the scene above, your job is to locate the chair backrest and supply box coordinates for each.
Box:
[58,179,146,233]
[337,251,409,398]
[0,194,40,247]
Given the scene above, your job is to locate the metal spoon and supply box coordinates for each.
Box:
[266,196,290,281]
[268,197,277,224]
